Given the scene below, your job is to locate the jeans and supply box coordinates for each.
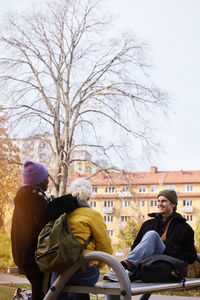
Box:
[51,263,99,300]
[104,230,166,300]
[125,230,166,266]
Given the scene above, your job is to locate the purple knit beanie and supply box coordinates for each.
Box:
[22,160,49,186]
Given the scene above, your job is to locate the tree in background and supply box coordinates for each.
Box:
[195,217,200,252]
[0,114,21,230]
[118,218,140,249]
[0,0,167,195]
[187,217,200,278]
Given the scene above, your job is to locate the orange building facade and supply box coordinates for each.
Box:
[84,166,200,246]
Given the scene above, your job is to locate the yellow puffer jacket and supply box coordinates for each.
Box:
[67,206,113,267]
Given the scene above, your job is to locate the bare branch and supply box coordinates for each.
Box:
[0,0,168,195]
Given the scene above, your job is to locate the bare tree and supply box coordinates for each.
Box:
[0,0,167,195]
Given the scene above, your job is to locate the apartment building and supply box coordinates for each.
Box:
[11,133,200,246]
[13,132,55,168]
[13,133,92,174]
[85,166,200,246]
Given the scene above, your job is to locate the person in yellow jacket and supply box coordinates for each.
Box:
[51,177,113,300]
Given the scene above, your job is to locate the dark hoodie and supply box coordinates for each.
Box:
[131,212,197,264]
[11,186,78,274]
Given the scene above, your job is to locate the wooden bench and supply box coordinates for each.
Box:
[44,251,200,300]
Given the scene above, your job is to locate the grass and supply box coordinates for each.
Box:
[157,287,200,297]
[0,230,14,273]
[0,286,16,299]
[0,283,104,300]
[0,283,31,300]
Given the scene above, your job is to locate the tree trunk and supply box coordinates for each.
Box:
[59,164,69,196]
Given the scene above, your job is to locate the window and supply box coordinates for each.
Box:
[107,230,114,237]
[104,215,113,222]
[77,162,82,171]
[138,185,146,192]
[150,185,158,192]
[92,187,98,193]
[104,200,113,207]
[120,215,130,227]
[122,186,129,191]
[183,215,193,222]
[121,200,130,207]
[183,184,193,192]
[138,200,145,207]
[90,201,96,208]
[121,216,130,222]
[85,165,91,172]
[165,184,176,190]
[182,199,193,207]
[105,186,115,193]
[150,200,157,207]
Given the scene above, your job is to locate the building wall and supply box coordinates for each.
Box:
[13,133,92,173]
[11,135,200,247]
[89,169,200,247]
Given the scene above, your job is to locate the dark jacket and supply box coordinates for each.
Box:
[11,186,79,274]
[131,212,197,264]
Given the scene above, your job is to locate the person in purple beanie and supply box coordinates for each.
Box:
[11,160,81,300]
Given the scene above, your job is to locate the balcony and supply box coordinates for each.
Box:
[182,206,193,213]
[102,207,113,214]
[119,191,132,197]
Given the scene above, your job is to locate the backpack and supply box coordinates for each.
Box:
[131,254,188,283]
[35,212,92,273]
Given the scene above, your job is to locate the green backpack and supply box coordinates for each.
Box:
[35,212,92,273]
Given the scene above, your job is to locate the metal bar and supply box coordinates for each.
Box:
[44,251,132,300]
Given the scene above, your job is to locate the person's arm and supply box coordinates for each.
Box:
[47,194,79,220]
[90,212,113,255]
[176,225,197,264]
[164,223,197,264]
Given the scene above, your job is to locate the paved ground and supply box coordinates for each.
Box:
[0,272,29,284]
[131,296,200,300]
[0,273,200,299]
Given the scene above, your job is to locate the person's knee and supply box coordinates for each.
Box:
[143,230,160,241]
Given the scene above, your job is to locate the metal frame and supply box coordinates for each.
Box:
[44,251,200,300]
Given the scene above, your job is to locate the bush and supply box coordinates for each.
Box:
[188,260,200,278]
[0,229,15,272]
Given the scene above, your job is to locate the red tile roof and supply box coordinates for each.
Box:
[68,167,200,186]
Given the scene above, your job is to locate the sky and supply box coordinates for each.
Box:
[1,0,200,172]
[106,0,200,172]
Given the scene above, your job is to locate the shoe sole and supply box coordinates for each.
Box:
[103,275,118,282]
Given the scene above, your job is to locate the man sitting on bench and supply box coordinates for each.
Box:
[103,189,197,300]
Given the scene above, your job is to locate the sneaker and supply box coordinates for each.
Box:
[103,268,119,282]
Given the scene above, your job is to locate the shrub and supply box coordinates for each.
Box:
[0,229,14,272]
[188,260,200,278]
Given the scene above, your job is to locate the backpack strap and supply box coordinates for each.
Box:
[78,235,93,274]
[42,272,51,295]
[161,217,174,242]
[82,235,93,250]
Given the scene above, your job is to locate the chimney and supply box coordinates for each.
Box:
[151,166,157,173]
